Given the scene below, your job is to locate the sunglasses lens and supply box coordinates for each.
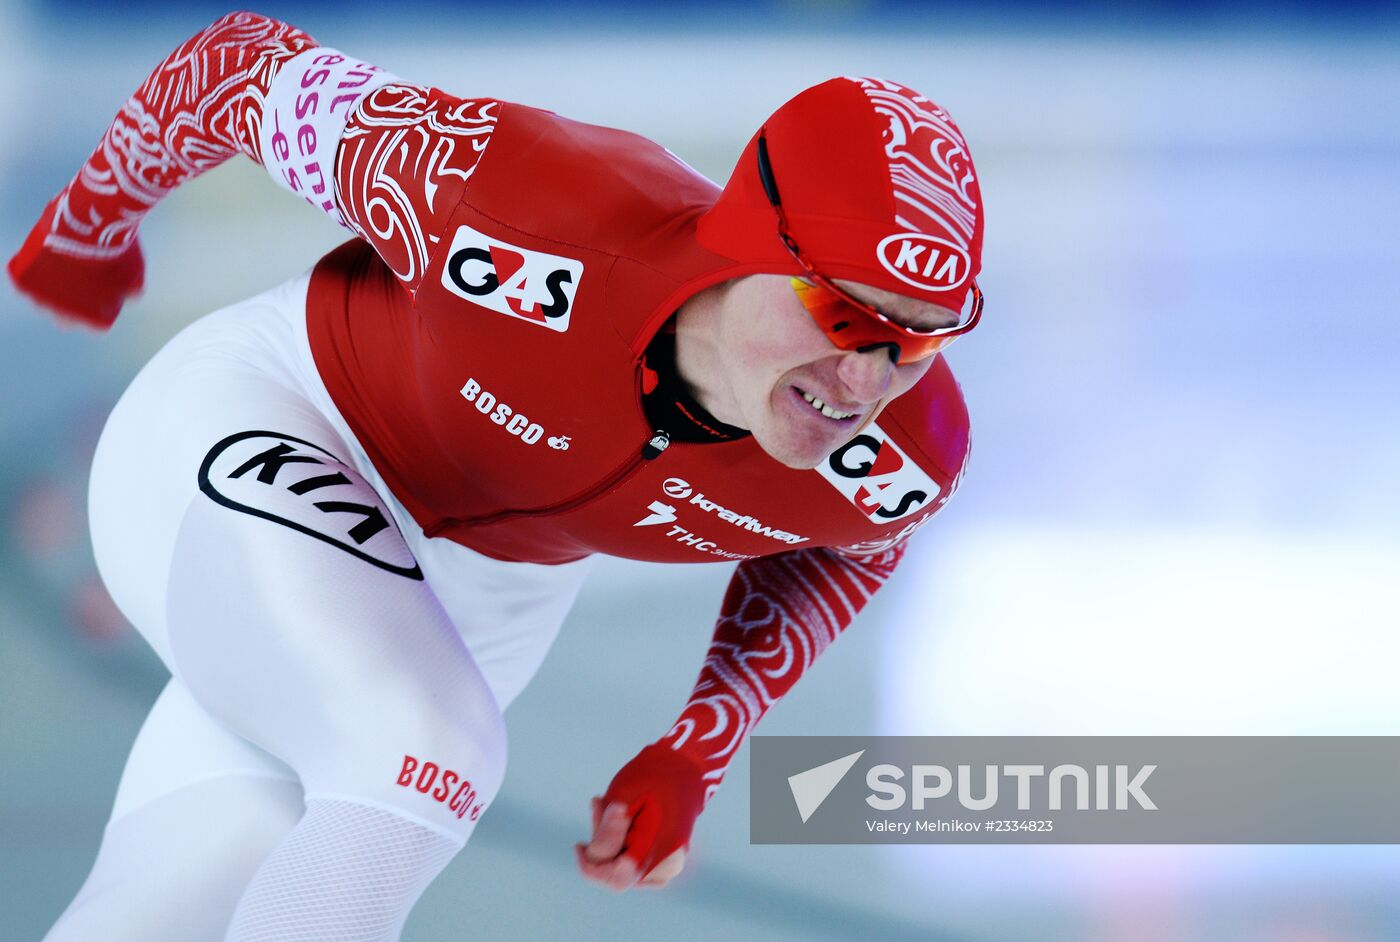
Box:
[791,278,956,364]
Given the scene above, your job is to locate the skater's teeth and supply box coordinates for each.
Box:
[800,390,854,420]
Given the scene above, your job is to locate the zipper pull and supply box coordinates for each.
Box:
[642,429,671,460]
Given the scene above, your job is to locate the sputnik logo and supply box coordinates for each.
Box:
[787,750,865,823]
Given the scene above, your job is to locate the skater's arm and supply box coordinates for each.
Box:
[582,541,909,888]
[659,542,909,796]
[8,10,496,326]
[8,12,318,326]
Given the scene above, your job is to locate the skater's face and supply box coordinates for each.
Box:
[722,275,960,470]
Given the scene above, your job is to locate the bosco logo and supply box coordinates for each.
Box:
[396,754,485,822]
[876,232,971,293]
[441,224,583,332]
[459,378,559,447]
[816,422,942,522]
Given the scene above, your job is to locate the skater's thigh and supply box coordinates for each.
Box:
[89,294,342,669]
[163,460,506,837]
[92,290,505,839]
[109,678,298,823]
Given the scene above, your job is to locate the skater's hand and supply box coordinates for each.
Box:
[576,796,687,890]
[576,742,706,890]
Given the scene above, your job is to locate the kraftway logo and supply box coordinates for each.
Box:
[787,751,1157,825]
[441,223,583,332]
[815,421,941,522]
[650,477,808,545]
[198,430,422,579]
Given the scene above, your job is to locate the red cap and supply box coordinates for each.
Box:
[697,77,983,314]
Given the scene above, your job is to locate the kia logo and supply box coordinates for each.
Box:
[876,233,971,292]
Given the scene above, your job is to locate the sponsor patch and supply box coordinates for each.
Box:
[657,522,755,560]
[459,378,558,447]
[651,478,808,545]
[441,223,583,331]
[817,422,940,523]
[259,48,399,228]
[198,430,422,579]
[396,754,486,821]
[635,501,678,527]
[876,232,971,293]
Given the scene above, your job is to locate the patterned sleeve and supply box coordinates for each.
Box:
[657,541,909,803]
[7,11,499,326]
[333,85,497,295]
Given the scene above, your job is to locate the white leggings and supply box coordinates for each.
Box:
[46,272,595,941]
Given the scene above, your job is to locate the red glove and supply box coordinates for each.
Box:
[8,13,319,331]
[600,742,708,878]
[8,199,144,329]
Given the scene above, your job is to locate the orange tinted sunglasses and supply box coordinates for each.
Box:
[756,131,982,365]
[788,276,983,365]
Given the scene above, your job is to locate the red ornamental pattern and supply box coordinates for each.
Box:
[42,12,316,261]
[661,542,907,801]
[849,76,980,252]
[336,85,500,293]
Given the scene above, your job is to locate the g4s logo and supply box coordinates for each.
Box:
[441,224,583,332]
[818,424,942,522]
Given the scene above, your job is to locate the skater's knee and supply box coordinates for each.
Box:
[301,685,508,836]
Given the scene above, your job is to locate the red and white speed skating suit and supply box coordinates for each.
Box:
[10,11,981,940]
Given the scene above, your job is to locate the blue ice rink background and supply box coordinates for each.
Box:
[2,2,1399,940]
